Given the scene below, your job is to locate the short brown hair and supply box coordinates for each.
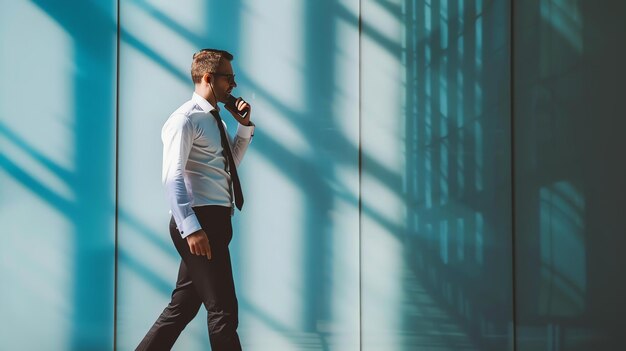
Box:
[191,49,234,83]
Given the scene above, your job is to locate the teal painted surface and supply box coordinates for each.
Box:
[514,0,626,349]
[116,1,360,350]
[2,0,626,350]
[0,0,117,350]
[361,0,513,350]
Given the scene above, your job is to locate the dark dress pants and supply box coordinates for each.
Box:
[136,205,242,351]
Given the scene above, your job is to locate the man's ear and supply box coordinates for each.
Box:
[203,73,211,84]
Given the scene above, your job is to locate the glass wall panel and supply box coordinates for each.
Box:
[0,0,117,350]
[4,1,626,349]
[514,0,626,349]
[116,0,360,350]
[361,0,513,350]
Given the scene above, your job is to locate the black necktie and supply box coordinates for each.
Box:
[210,110,244,211]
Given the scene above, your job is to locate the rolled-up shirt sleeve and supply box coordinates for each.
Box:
[161,114,202,238]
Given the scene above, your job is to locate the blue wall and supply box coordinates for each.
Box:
[514,0,626,349]
[361,0,512,349]
[116,1,360,350]
[1,0,625,350]
[0,0,116,350]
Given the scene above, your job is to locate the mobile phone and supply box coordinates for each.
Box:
[225,94,249,118]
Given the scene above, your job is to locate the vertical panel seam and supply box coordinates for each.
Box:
[113,0,120,349]
[358,0,363,349]
[510,0,518,350]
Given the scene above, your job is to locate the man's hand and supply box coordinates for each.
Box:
[225,98,252,126]
[186,230,212,260]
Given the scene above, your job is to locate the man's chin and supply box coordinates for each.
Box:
[218,93,230,103]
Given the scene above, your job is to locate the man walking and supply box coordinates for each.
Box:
[137,49,254,351]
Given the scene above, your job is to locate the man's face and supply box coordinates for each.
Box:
[211,60,237,103]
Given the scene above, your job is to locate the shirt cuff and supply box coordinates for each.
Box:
[180,213,202,239]
[236,121,255,139]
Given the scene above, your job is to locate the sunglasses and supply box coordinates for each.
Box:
[212,73,236,84]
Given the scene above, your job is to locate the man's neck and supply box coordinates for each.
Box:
[194,87,218,109]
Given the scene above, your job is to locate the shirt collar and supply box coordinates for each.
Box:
[192,92,219,113]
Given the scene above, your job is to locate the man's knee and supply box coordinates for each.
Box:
[162,301,201,325]
[207,309,239,339]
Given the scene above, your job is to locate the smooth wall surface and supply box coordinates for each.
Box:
[514,0,626,349]
[3,0,626,350]
[361,0,513,350]
[0,0,117,350]
[116,0,360,350]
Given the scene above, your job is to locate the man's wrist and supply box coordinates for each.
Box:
[180,214,202,238]
[187,229,203,239]
[236,121,255,138]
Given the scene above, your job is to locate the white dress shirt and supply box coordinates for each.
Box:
[162,92,255,238]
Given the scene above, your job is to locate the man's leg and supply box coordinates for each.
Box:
[169,206,242,351]
[136,260,203,351]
